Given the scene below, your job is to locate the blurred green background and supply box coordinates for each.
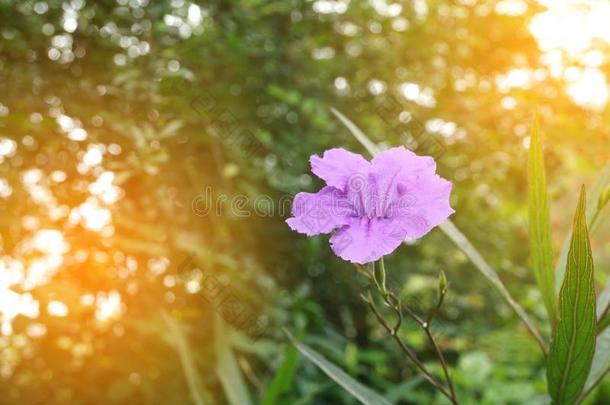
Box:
[0,0,609,404]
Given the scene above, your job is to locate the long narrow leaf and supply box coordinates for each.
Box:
[331,107,547,353]
[261,345,299,405]
[555,161,610,293]
[528,117,557,325]
[331,108,381,155]
[161,311,209,405]
[438,221,546,351]
[284,329,392,405]
[215,315,253,405]
[547,187,596,404]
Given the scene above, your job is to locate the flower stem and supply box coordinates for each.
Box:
[364,260,459,404]
[362,294,455,403]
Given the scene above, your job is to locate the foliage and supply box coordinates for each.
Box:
[0,0,609,404]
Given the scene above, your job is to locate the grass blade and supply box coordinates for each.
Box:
[438,221,547,353]
[331,107,547,354]
[161,311,209,405]
[261,345,299,405]
[284,329,392,405]
[528,117,557,325]
[331,108,381,155]
[215,315,253,405]
[547,187,596,404]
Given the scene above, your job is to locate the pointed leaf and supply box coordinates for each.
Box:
[547,187,596,404]
[555,161,610,293]
[284,329,392,405]
[528,117,557,324]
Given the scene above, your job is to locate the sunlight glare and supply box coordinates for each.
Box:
[531,1,610,108]
[95,290,123,322]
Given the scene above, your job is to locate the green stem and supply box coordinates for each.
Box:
[364,260,459,404]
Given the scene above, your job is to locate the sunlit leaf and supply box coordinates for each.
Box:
[162,311,210,405]
[527,117,557,325]
[330,108,380,155]
[159,120,184,139]
[555,161,610,293]
[547,187,596,405]
[284,329,392,405]
[215,315,253,405]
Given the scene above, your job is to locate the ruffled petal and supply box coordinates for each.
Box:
[370,146,436,211]
[310,148,370,190]
[329,217,408,264]
[389,173,454,238]
[286,186,354,236]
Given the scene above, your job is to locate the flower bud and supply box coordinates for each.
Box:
[438,271,448,296]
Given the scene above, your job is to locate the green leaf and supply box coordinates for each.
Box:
[215,315,253,405]
[284,329,392,405]
[261,345,299,405]
[331,107,547,354]
[547,187,596,405]
[527,117,557,325]
[161,311,209,405]
[330,108,380,156]
[555,161,610,293]
[438,221,546,352]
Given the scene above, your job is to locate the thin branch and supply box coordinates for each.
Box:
[386,291,457,403]
[362,294,456,403]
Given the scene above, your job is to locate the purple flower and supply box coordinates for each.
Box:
[286,147,454,264]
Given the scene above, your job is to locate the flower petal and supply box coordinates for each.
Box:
[390,174,454,238]
[310,148,370,190]
[286,186,354,236]
[329,217,408,264]
[370,146,436,211]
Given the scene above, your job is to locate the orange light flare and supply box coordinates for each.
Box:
[0,135,132,341]
[528,0,610,109]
